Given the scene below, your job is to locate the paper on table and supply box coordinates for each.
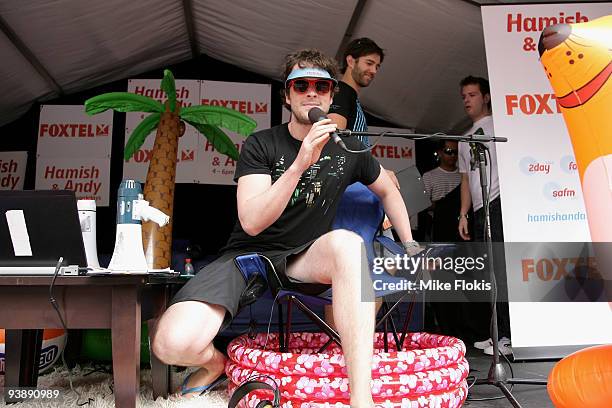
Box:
[5,210,32,256]
[85,267,178,276]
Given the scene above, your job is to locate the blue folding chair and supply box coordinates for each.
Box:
[234,183,428,352]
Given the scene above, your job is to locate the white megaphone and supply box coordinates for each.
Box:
[108,180,169,272]
[77,199,100,268]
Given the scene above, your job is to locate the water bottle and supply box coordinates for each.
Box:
[183,258,195,276]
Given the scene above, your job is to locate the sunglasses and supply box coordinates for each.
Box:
[287,78,334,95]
[443,147,458,156]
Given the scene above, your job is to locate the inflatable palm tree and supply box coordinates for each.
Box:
[85,70,257,269]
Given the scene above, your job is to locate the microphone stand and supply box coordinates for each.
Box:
[469,141,547,408]
[336,129,508,143]
[338,129,547,407]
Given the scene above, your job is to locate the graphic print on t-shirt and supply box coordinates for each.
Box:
[272,154,347,209]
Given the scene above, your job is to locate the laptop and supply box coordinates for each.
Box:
[0,190,87,275]
[395,165,432,217]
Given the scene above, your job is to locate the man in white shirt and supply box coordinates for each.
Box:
[457,76,511,355]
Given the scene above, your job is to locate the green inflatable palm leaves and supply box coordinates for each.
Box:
[123,113,161,160]
[84,69,257,161]
[160,70,177,113]
[188,123,238,160]
[180,105,257,135]
[85,93,163,115]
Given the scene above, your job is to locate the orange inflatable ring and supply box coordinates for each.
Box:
[226,332,469,407]
[547,343,612,408]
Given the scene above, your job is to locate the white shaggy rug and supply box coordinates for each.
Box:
[0,365,230,408]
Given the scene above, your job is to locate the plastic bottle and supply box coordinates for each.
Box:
[183,258,195,276]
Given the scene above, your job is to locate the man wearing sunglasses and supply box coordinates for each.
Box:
[152,49,416,406]
[457,75,511,356]
[422,140,463,337]
[423,139,461,218]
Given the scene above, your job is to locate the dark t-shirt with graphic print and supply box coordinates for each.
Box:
[221,123,381,254]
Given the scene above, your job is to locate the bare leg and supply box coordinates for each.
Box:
[287,229,375,408]
[151,301,227,396]
[328,298,383,332]
[324,305,337,330]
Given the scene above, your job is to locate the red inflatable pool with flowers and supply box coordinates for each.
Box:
[226,332,469,407]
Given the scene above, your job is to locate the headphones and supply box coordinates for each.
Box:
[227,374,280,408]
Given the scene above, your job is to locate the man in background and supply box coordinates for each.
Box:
[457,75,511,355]
[328,37,399,188]
[423,139,462,241]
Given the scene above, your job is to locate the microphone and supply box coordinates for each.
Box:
[469,128,488,170]
[469,128,482,170]
[307,107,347,150]
[467,127,508,142]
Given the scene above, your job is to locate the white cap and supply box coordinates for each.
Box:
[77,199,97,211]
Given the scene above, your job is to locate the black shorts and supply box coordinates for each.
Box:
[169,241,321,330]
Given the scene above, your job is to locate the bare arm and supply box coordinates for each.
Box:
[237,171,300,236]
[367,165,413,243]
[328,113,400,189]
[237,120,337,236]
[458,172,472,240]
[327,113,347,130]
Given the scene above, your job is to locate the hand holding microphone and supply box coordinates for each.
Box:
[308,107,347,150]
[290,108,337,172]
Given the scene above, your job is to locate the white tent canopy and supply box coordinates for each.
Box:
[0,0,578,132]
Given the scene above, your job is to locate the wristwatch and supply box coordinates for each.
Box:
[403,240,424,257]
[458,213,469,221]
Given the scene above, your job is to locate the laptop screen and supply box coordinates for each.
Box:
[0,190,87,268]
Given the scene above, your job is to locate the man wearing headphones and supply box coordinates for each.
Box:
[151,49,417,407]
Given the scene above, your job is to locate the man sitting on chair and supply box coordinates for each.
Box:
[151,49,418,407]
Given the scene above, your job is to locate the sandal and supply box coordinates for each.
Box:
[180,371,228,396]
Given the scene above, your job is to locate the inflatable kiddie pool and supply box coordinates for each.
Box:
[226,332,469,407]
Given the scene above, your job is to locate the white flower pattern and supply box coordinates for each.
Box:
[226,332,469,407]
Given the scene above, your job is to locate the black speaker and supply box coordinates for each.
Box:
[228,375,280,408]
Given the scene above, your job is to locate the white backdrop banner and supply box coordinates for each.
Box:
[37,105,113,158]
[35,157,111,205]
[367,126,416,171]
[198,80,271,185]
[122,79,270,185]
[123,79,200,184]
[0,151,27,190]
[36,105,112,206]
[482,3,612,354]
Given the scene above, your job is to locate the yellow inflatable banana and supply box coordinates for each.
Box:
[539,15,612,242]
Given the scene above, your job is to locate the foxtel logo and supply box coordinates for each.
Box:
[201,99,267,114]
[39,123,109,137]
[506,94,562,116]
[522,257,600,281]
[180,150,194,162]
[128,149,194,163]
[370,145,412,159]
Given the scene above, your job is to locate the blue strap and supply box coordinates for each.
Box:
[180,372,227,396]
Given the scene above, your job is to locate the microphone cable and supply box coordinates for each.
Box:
[49,257,94,406]
[336,130,450,154]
